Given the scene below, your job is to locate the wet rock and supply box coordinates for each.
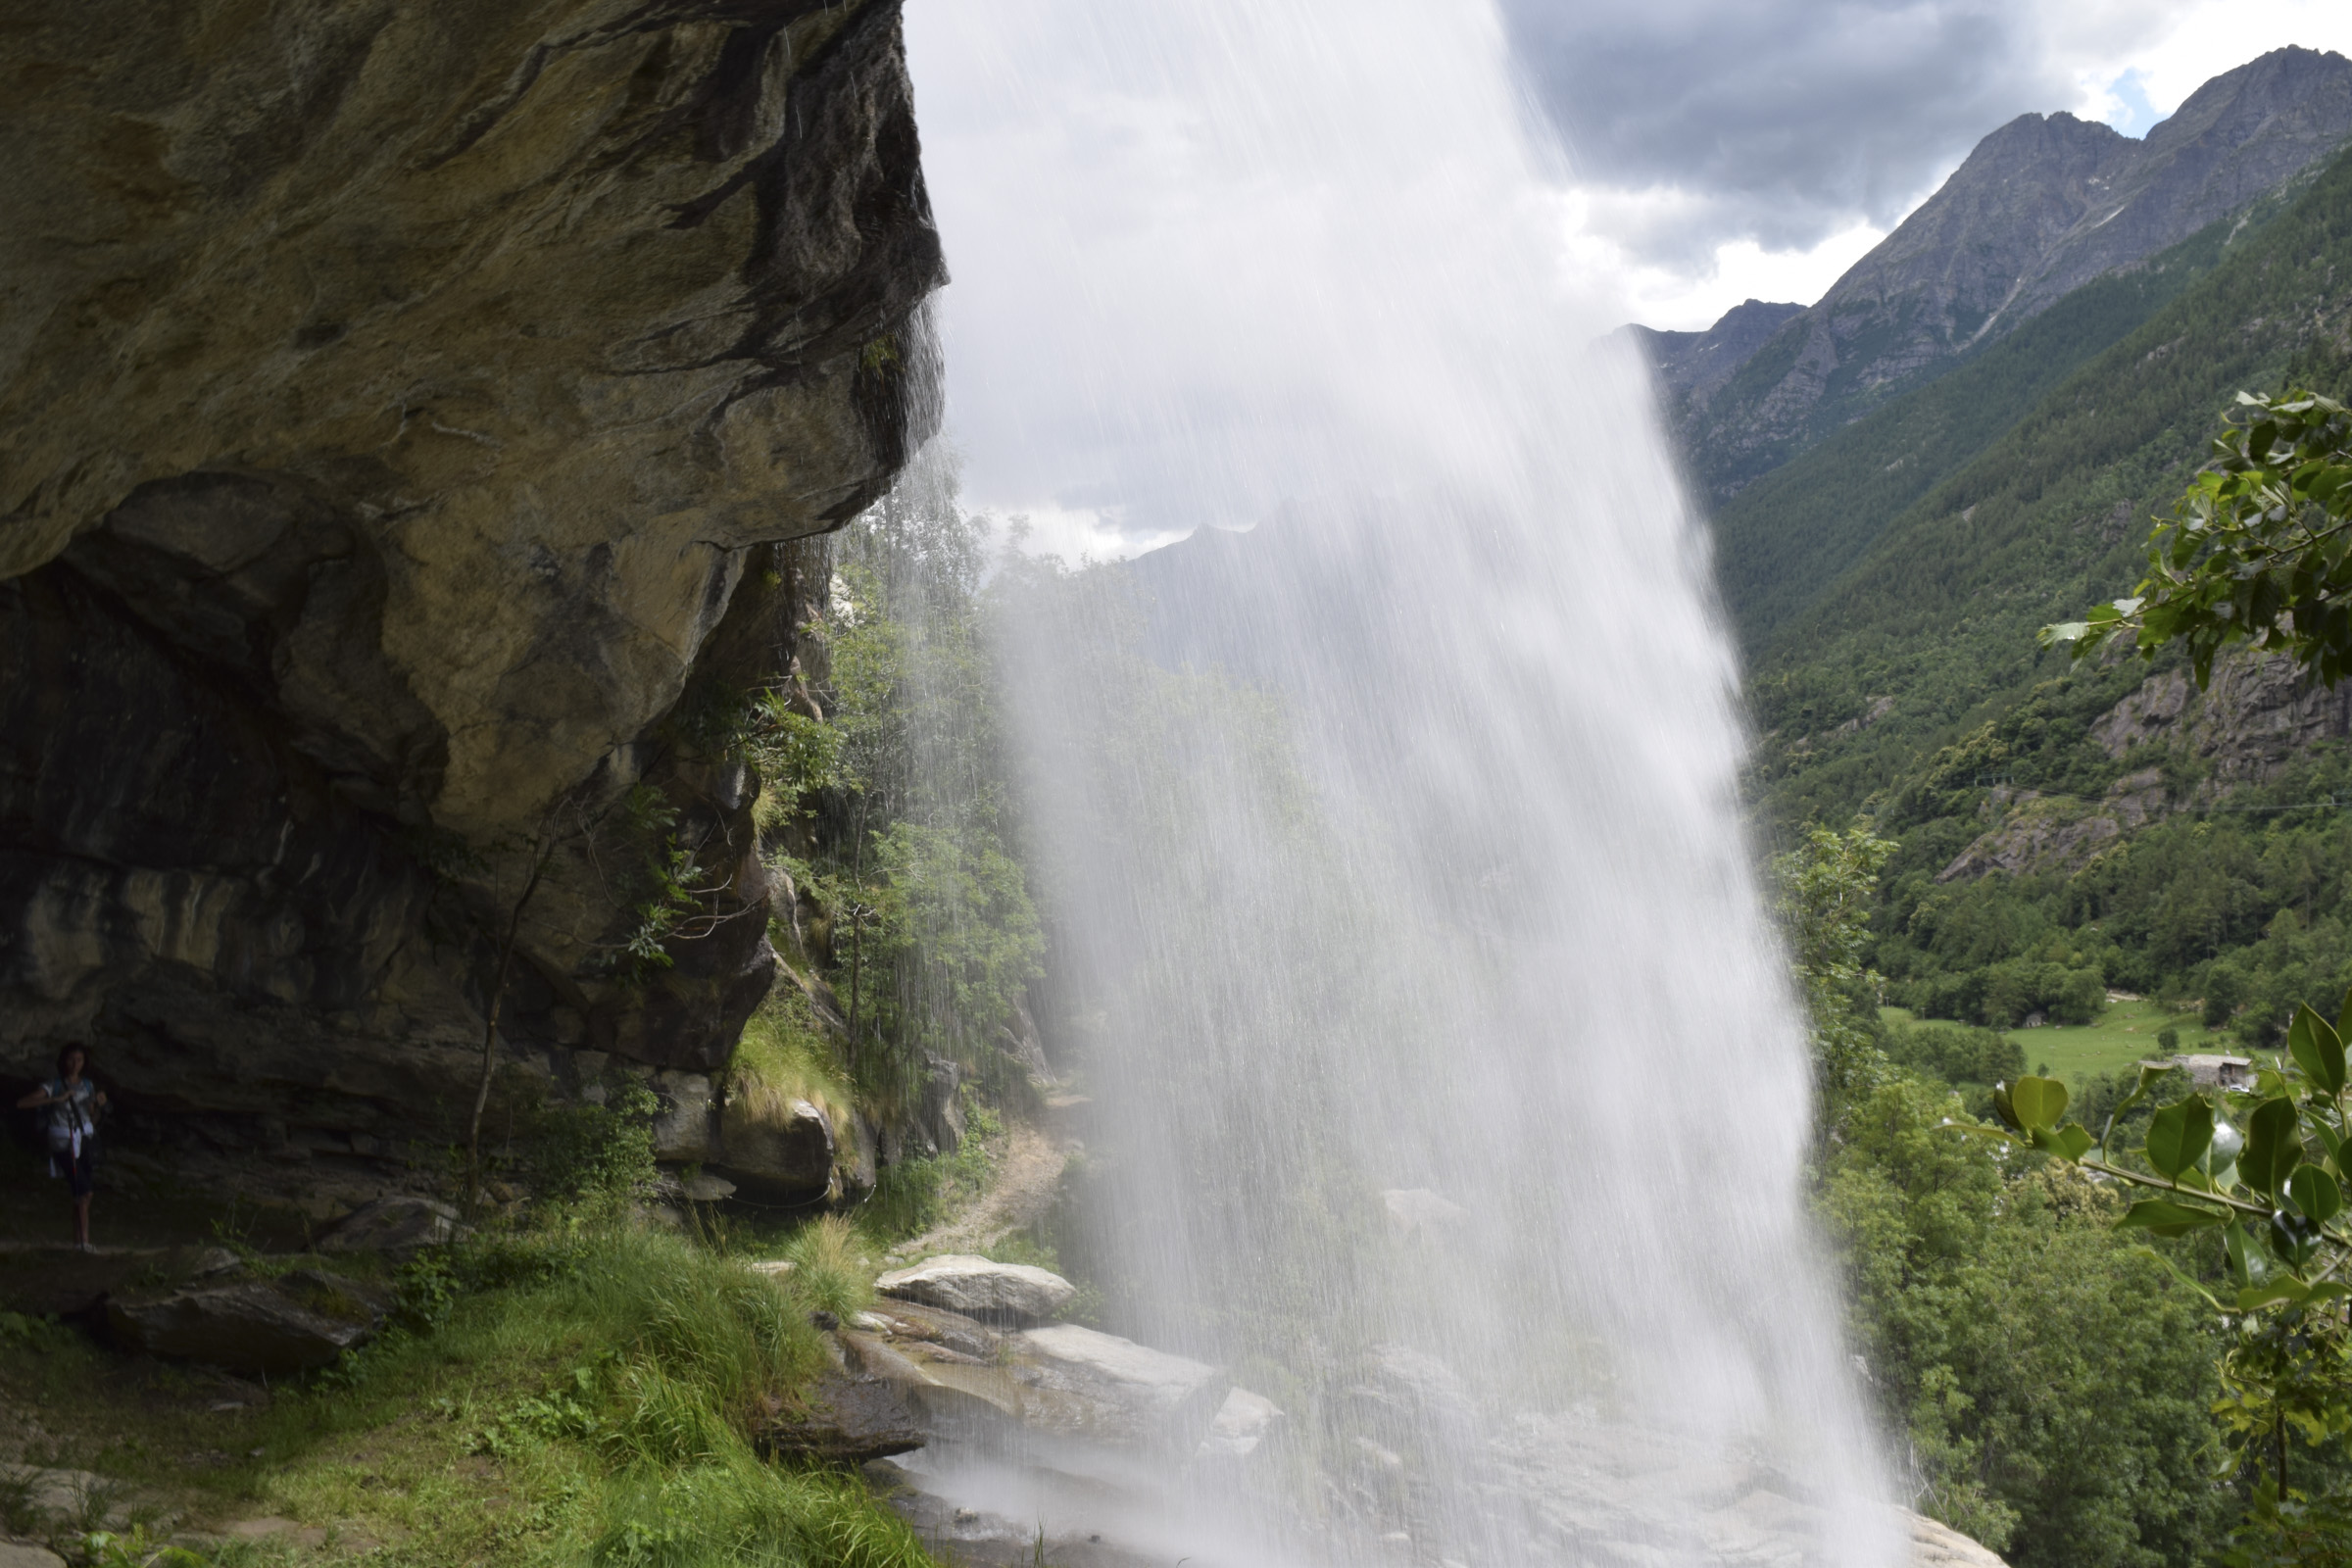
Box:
[318,1196,462,1255]
[1903,1511,2009,1567]
[760,1369,926,1464]
[1198,1386,1284,1458]
[862,1298,1005,1360]
[876,1255,1075,1325]
[0,1543,68,1568]
[716,1096,836,1202]
[106,1273,379,1375]
[1013,1323,1229,1448]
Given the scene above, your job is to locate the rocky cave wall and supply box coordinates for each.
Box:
[0,0,942,1209]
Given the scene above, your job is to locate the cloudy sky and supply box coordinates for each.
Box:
[1512,0,2352,330]
[905,1,2352,557]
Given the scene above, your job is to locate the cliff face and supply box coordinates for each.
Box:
[0,0,942,1206]
[1620,298,1803,408]
[1654,47,2352,501]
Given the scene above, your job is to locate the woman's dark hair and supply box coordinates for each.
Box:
[53,1043,90,1077]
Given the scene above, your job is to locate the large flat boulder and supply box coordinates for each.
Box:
[318,1196,461,1255]
[875,1255,1075,1325]
[1012,1323,1229,1449]
[0,1243,238,1316]
[106,1272,381,1375]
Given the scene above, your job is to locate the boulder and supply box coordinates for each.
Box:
[106,1273,379,1374]
[1905,1510,2010,1567]
[0,1243,240,1316]
[651,1073,719,1162]
[759,1369,926,1464]
[859,1299,1004,1360]
[318,1197,462,1255]
[1012,1323,1229,1449]
[876,1255,1075,1325]
[716,1096,837,1202]
[0,1544,67,1568]
[1198,1386,1284,1459]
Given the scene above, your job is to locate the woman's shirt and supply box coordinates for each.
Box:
[41,1077,98,1138]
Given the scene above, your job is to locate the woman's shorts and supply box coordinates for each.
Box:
[54,1143,98,1198]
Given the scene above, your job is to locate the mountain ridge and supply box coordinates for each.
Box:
[1635,46,2352,504]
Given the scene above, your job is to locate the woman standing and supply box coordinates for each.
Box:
[17,1045,107,1250]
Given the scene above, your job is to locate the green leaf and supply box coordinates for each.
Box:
[2226,1220,2256,1288]
[2242,1097,2306,1198]
[2130,1244,2227,1311]
[2287,1164,2343,1225]
[2009,1075,2068,1132]
[2039,621,2090,647]
[2236,1280,2314,1311]
[2311,1117,2344,1174]
[2288,1003,2347,1095]
[2268,1206,2323,1269]
[2116,1199,2229,1237]
[2029,1122,2094,1160]
[2145,1095,2215,1180]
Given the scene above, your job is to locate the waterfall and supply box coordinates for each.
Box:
[896,1,1896,1562]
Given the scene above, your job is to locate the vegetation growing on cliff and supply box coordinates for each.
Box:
[756,459,1046,1130]
[1780,825,2233,1567]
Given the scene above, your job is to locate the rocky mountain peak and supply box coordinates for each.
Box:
[1634,45,2352,502]
[1622,298,1805,405]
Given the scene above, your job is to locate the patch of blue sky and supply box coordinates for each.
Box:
[2102,68,2160,138]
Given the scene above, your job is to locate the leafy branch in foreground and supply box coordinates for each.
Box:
[2041,389,2352,687]
[1960,1000,2352,1518]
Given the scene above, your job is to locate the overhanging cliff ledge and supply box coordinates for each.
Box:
[0,0,943,1205]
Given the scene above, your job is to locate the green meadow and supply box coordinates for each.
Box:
[1883,999,2260,1089]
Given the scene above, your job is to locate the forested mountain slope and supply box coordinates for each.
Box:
[1711,191,2302,652]
[1748,140,2352,1035]
[1652,47,2352,504]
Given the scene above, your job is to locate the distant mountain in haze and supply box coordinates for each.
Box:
[1634,45,2352,504]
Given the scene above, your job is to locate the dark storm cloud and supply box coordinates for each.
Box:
[1500,0,2109,263]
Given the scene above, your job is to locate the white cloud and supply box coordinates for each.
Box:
[1561,208,1890,334]
[2103,2,2352,116]
[986,505,1187,566]
[1558,1,2352,332]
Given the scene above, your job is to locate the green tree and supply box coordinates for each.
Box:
[1822,1079,2230,1566]
[1974,1008,2352,1560]
[1774,822,1897,1102]
[2045,390,2352,687]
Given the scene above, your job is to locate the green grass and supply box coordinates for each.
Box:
[0,1220,933,1568]
[1886,1000,2247,1088]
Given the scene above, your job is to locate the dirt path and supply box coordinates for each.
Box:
[891,1095,1087,1262]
